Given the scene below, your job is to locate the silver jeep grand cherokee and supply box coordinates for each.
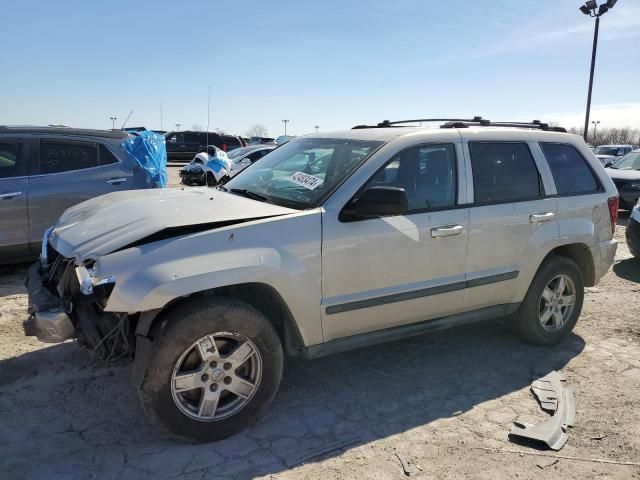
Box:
[25,118,618,442]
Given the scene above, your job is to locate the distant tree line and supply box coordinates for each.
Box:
[566,126,640,146]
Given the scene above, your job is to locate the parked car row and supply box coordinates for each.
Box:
[179,145,276,186]
[25,118,620,442]
[593,144,639,167]
[165,131,246,162]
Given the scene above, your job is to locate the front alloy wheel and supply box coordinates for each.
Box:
[171,332,262,421]
[139,297,283,442]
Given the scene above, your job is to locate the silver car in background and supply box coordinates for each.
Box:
[0,126,158,264]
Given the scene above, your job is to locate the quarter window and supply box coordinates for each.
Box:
[366,144,457,212]
[469,142,541,203]
[540,143,599,194]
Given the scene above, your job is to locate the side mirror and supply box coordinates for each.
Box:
[605,161,613,168]
[342,186,408,220]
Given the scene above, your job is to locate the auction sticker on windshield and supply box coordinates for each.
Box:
[289,171,323,190]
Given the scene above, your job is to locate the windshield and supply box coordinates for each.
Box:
[610,152,640,170]
[223,137,383,209]
[594,146,621,156]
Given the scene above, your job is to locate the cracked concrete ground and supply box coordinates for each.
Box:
[1,195,639,478]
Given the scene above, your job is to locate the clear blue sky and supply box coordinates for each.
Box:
[1,0,639,137]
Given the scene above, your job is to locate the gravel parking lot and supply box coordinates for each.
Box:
[1,174,639,479]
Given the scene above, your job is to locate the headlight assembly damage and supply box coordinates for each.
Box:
[25,245,132,364]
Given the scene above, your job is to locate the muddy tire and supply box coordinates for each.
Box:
[513,255,584,346]
[138,297,283,442]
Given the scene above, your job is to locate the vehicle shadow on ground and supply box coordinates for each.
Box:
[613,257,640,283]
[617,210,629,227]
[0,319,585,479]
[0,263,29,296]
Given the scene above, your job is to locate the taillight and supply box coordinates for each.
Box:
[607,196,619,234]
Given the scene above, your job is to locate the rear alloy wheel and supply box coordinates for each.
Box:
[513,256,584,346]
[538,274,576,332]
[139,297,283,442]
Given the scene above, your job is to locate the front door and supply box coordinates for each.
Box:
[0,137,30,261]
[321,142,470,341]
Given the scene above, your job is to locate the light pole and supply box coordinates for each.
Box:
[109,116,117,129]
[175,123,181,132]
[282,119,289,136]
[579,0,618,142]
[314,125,319,133]
[591,120,600,145]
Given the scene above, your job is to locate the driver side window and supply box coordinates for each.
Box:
[366,144,457,212]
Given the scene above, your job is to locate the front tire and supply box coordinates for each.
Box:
[138,297,283,442]
[513,255,584,346]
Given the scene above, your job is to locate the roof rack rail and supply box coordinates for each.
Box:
[352,117,566,133]
[352,117,487,129]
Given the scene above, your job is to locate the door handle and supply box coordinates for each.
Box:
[106,177,127,185]
[430,225,464,238]
[530,212,555,223]
[0,191,22,199]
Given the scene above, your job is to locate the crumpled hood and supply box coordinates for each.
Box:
[49,188,297,261]
[605,168,640,181]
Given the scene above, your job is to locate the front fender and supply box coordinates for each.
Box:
[96,212,323,346]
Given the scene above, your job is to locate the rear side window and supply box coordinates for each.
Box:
[540,143,599,195]
[469,142,541,203]
[0,141,22,179]
[39,140,100,174]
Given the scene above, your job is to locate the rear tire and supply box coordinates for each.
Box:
[138,297,283,442]
[513,255,584,346]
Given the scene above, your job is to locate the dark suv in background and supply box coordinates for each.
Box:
[164,131,245,161]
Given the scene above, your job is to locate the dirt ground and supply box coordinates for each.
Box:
[1,175,639,479]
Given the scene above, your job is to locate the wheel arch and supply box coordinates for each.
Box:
[541,242,596,287]
[137,282,306,356]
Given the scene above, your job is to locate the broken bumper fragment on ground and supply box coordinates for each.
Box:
[510,371,575,451]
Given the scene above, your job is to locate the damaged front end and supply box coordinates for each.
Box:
[24,228,133,362]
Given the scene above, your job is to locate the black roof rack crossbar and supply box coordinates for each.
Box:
[352,117,487,129]
[353,117,566,133]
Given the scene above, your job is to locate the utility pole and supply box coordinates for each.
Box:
[109,116,117,129]
[282,119,289,136]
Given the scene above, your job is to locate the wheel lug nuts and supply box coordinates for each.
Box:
[223,362,232,370]
[223,376,232,385]
[201,374,209,382]
[210,361,217,368]
[210,383,218,392]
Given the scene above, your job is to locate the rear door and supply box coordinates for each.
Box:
[463,137,559,311]
[27,137,133,253]
[0,136,30,260]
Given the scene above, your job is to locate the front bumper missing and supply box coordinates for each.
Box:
[23,261,75,343]
[510,371,575,451]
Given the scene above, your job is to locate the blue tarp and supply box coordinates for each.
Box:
[122,131,167,188]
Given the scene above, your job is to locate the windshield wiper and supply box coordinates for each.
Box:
[229,188,271,203]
